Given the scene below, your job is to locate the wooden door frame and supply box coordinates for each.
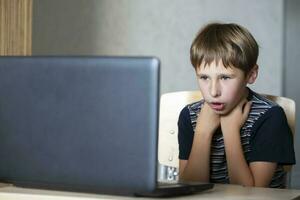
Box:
[0,0,32,55]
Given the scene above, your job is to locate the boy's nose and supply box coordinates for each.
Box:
[210,82,221,97]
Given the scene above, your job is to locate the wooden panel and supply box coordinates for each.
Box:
[0,0,32,55]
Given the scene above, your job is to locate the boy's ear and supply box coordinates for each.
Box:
[247,65,258,84]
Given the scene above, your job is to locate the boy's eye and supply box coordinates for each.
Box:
[199,75,208,80]
[220,75,231,80]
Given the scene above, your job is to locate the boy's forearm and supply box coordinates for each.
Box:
[179,131,212,182]
[223,130,254,186]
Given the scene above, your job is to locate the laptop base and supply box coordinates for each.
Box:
[135,182,214,197]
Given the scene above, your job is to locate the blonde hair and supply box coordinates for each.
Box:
[190,23,259,74]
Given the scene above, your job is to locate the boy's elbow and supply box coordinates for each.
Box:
[253,180,271,188]
[232,177,254,187]
[240,179,269,188]
[242,180,254,187]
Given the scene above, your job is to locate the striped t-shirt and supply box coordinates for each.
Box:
[178,89,295,188]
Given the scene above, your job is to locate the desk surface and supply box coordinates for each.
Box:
[0,183,300,200]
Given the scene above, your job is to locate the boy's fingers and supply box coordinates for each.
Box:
[243,101,252,115]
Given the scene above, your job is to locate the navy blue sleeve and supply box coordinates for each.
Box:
[248,106,296,165]
[177,106,194,160]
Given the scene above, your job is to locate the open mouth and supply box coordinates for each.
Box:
[210,102,225,111]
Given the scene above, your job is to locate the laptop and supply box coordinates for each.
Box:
[0,56,213,197]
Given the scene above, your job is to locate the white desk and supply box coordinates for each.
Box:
[1,183,300,200]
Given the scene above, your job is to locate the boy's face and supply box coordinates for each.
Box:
[196,61,257,115]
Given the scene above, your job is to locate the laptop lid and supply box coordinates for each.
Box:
[0,56,160,195]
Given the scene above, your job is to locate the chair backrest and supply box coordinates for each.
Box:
[158,91,296,171]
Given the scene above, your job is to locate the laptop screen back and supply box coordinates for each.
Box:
[0,56,160,195]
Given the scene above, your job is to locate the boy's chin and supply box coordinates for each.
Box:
[214,110,228,116]
[212,108,232,116]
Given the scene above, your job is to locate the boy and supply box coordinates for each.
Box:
[178,23,295,188]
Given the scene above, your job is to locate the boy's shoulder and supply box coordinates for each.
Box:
[248,89,282,115]
[249,89,277,107]
[247,89,289,128]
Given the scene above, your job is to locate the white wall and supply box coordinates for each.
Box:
[33,0,284,95]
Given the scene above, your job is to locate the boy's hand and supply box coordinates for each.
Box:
[220,99,252,134]
[195,102,220,136]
